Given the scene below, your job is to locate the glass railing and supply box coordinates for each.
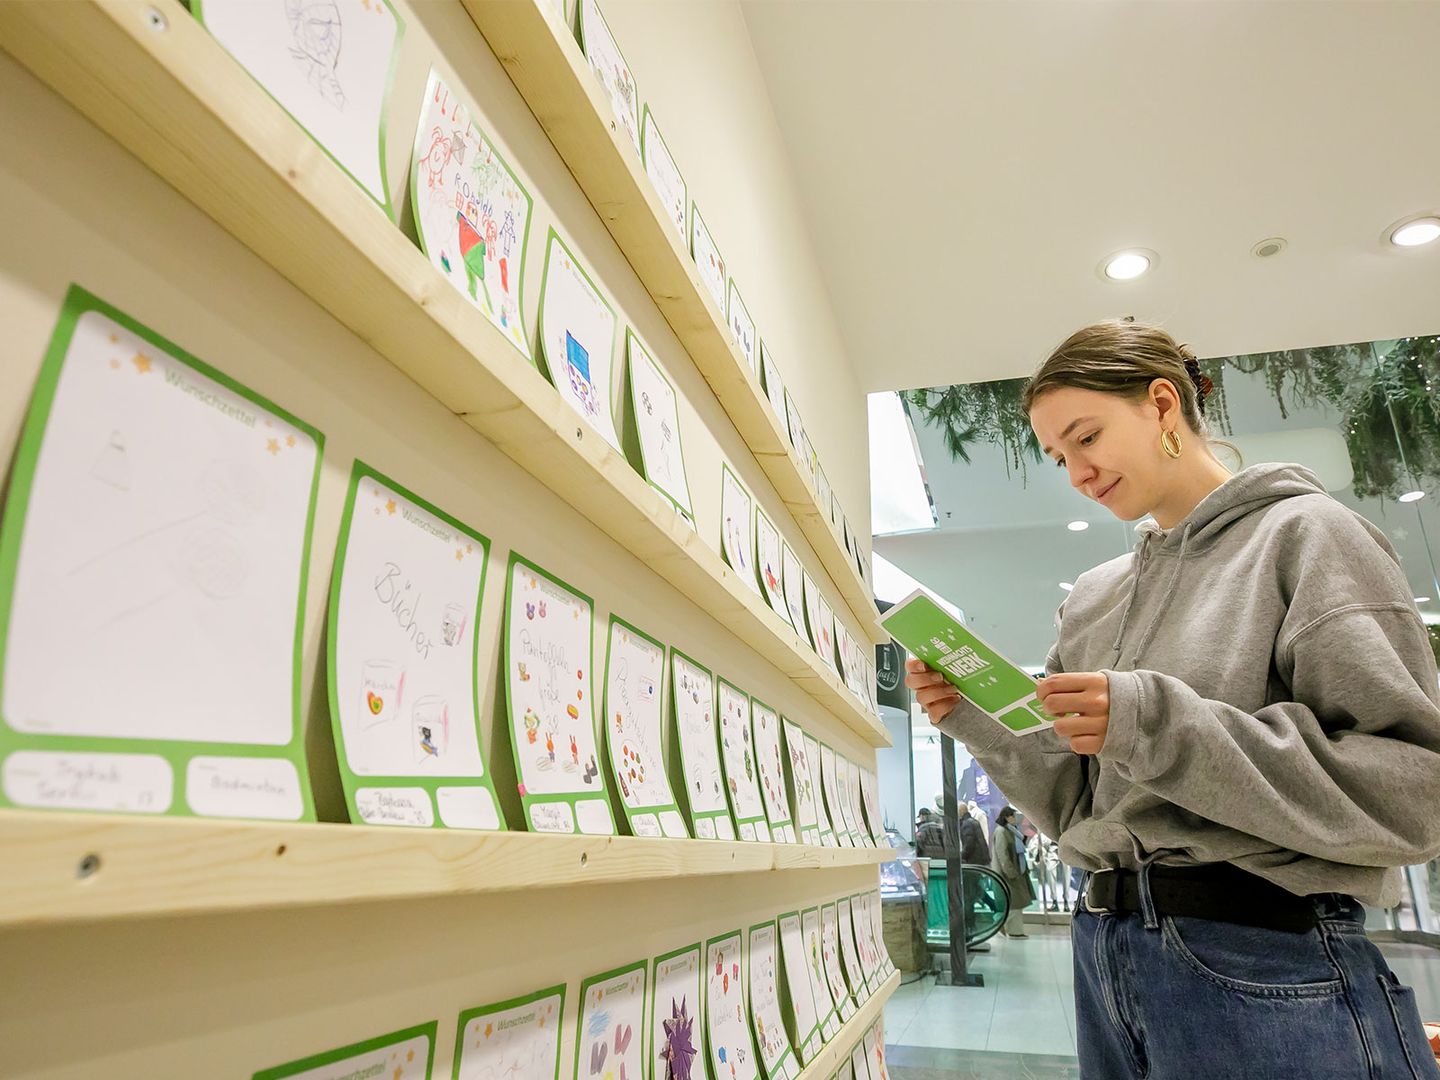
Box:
[923,860,1010,949]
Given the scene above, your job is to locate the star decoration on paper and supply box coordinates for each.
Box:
[131,352,152,374]
[266,438,280,455]
[108,333,118,344]
[393,1068,402,1080]
[286,435,296,448]
[484,1023,493,1038]
[455,549,464,561]
[386,499,397,515]
[109,358,120,370]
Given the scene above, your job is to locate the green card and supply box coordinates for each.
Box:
[0,286,321,820]
[254,1022,436,1079]
[880,589,1054,736]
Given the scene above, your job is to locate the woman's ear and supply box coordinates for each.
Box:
[1148,378,1183,430]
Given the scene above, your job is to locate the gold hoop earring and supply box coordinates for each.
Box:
[1161,430,1183,459]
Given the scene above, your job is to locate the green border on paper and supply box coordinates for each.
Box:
[705,929,766,1080]
[749,696,793,840]
[803,732,835,848]
[719,462,756,589]
[603,613,687,837]
[715,676,768,842]
[820,900,857,1019]
[850,891,885,993]
[800,906,841,1041]
[503,551,612,834]
[325,460,504,830]
[576,0,641,153]
[254,1021,436,1079]
[753,506,791,627]
[192,0,405,218]
[775,909,825,1064]
[747,918,800,1080]
[575,958,650,1080]
[725,278,757,373]
[534,227,621,439]
[690,202,727,315]
[452,983,566,1080]
[640,104,688,242]
[817,740,852,848]
[409,67,534,362]
[834,895,871,1005]
[624,329,694,518]
[649,940,704,1075]
[779,718,820,847]
[0,285,322,820]
[668,646,735,840]
[759,341,790,441]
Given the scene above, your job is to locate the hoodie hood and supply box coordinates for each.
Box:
[1135,463,1330,551]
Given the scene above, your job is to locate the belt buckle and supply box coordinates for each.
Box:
[1083,868,1115,913]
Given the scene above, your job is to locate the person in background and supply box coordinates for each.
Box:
[914,807,947,858]
[991,805,1034,937]
[966,798,991,845]
[960,805,991,865]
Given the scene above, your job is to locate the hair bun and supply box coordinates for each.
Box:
[1181,353,1214,412]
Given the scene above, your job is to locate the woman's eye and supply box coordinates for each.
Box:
[1080,432,1098,446]
[1054,457,1066,469]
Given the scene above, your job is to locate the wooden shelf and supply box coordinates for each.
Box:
[0,810,893,928]
[797,970,901,1080]
[0,2,887,748]
[462,0,886,645]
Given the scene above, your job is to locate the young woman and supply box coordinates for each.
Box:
[905,320,1440,1079]
[991,805,1034,937]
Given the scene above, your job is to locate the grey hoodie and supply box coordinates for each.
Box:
[937,463,1440,907]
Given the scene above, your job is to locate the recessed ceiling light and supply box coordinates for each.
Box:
[1100,250,1153,281]
[1399,490,1426,503]
[1252,237,1287,259]
[1390,216,1440,247]
[1067,520,1090,532]
[1059,582,1075,592]
[1416,597,1433,605]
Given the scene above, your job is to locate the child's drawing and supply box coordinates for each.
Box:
[604,619,682,833]
[820,903,855,1020]
[690,205,726,314]
[800,908,838,1036]
[196,0,402,209]
[865,1027,890,1080]
[753,510,790,627]
[750,702,793,844]
[801,573,826,665]
[759,344,788,439]
[803,733,834,846]
[836,897,869,1003]
[781,546,809,649]
[705,934,760,1080]
[717,681,766,840]
[820,744,851,848]
[777,913,822,1063]
[579,0,640,152]
[411,70,533,359]
[652,945,701,1080]
[720,466,759,596]
[456,986,563,1080]
[671,651,731,838]
[781,719,819,840]
[538,230,622,451]
[577,964,646,1080]
[627,333,692,518]
[726,282,757,373]
[747,922,797,1080]
[641,108,687,241]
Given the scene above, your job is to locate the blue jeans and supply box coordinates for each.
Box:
[1072,871,1440,1078]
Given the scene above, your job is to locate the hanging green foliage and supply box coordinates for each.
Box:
[906,335,1440,501]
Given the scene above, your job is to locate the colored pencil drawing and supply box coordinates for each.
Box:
[604,619,681,832]
[776,913,822,1063]
[455,987,563,1080]
[753,510,790,627]
[537,231,622,451]
[747,922,796,1080]
[780,719,819,836]
[690,205,726,315]
[705,934,760,1080]
[651,945,702,1080]
[717,680,766,839]
[719,466,759,595]
[579,0,640,152]
[577,964,646,1080]
[640,108,686,241]
[750,702,792,843]
[627,333,692,517]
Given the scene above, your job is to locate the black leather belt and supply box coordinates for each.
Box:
[1081,863,1322,933]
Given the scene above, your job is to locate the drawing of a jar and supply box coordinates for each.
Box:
[441,602,466,646]
[413,695,449,763]
[360,660,403,730]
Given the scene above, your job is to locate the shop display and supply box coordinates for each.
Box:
[503,554,613,834]
[577,0,640,153]
[726,280,757,373]
[820,902,857,1021]
[627,331,694,519]
[536,228,623,451]
[603,616,687,837]
[671,648,735,840]
[717,677,769,841]
[253,1023,435,1080]
[776,910,824,1063]
[410,69,532,359]
[881,588,1055,735]
[0,287,319,821]
[801,907,842,1039]
[750,700,794,844]
[720,464,761,596]
[576,961,648,1080]
[454,985,565,1080]
[836,895,870,1005]
[747,920,799,1080]
[641,106,687,240]
[651,942,702,1080]
[705,930,762,1080]
[780,719,820,846]
[195,0,404,212]
[754,508,791,626]
[690,203,727,315]
[327,462,501,830]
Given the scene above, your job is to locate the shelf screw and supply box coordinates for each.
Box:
[77,853,102,880]
[145,7,168,32]
[580,851,589,867]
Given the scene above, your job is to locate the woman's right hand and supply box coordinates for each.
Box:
[905,657,962,726]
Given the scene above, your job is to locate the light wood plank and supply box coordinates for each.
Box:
[0,810,892,928]
[461,0,886,642]
[0,0,888,746]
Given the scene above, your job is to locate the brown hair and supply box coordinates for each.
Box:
[1022,320,1212,437]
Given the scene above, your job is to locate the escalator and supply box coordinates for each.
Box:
[924,860,1011,950]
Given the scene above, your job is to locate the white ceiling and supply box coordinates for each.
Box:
[742,0,1440,392]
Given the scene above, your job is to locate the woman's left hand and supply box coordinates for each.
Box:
[1035,672,1111,755]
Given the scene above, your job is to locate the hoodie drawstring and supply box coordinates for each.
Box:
[1110,534,1151,666]
[1110,522,1194,669]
